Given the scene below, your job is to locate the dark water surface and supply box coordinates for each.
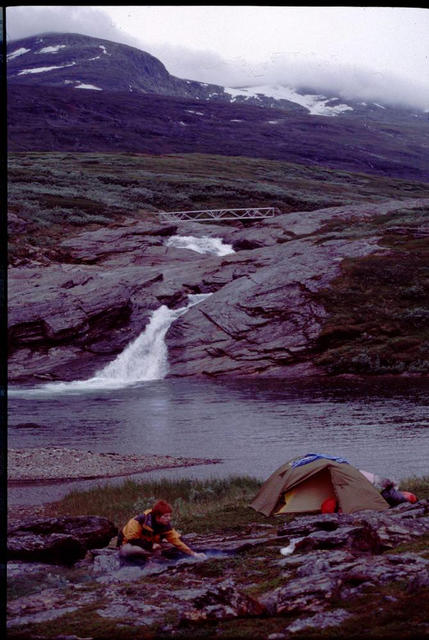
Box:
[8,377,429,505]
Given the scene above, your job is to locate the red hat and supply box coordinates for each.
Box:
[152,500,173,517]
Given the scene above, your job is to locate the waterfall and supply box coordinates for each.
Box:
[96,293,211,384]
[165,235,235,256]
[17,293,211,395]
[98,305,179,383]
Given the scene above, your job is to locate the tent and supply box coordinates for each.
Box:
[250,454,390,516]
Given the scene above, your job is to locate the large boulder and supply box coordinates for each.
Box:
[7,515,117,565]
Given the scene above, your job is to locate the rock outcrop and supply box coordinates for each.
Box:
[7,515,117,565]
[7,501,429,637]
[8,198,429,383]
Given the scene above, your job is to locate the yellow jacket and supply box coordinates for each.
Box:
[121,509,193,555]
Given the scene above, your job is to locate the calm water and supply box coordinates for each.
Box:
[8,377,429,505]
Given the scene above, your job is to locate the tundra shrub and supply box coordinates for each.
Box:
[315,248,429,375]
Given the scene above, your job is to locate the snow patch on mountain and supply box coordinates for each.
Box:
[225,85,354,116]
[7,47,31,60]
[18,62,77,75]
[88,46,111,62]
[75,83,103,90]
[37,45,67,54]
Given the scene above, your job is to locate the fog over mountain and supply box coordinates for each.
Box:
[159,50,429,112]
[6,5,429,112]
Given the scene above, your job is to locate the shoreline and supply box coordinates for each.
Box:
[8,446,222,484]
[7,447,223,527]
[9,372,429,388]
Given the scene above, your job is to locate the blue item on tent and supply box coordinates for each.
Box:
[291,453,350,469]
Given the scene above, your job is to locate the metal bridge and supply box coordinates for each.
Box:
[159,206,280,223]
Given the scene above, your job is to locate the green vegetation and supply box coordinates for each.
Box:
[41,475,279,534]
[9,151,429,264]
[314,205,429,375]
[399,474,429,499]
[8,604,153,640]
[37,473,429,532]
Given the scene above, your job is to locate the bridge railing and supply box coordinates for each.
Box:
[159,207,280,223]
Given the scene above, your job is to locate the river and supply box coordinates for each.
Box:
[8,376,429,506]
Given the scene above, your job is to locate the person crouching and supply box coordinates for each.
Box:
[118,499,206,562]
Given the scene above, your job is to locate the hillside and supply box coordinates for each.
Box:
[6,32,228,101]
[9,152,429,266]
[8,32,426,120]
[8,151,429,383]
[7,33,429,181]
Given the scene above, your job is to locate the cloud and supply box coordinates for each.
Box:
[6,6,140,48]
[155,46,429,111]
[6,6,429,111]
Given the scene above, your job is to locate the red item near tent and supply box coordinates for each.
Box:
[321,497,338,513]
[401,491,417,503]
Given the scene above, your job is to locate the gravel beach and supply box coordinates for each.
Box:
[8,446,222,483]
[7,446,222,527]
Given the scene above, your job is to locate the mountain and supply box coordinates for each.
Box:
[7,32,427,120]
[7,32,230,103]
[7,32,429,182]
[224,83,427,121]
[6,31,344,114]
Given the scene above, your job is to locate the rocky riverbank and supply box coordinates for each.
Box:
[7,500,429,639]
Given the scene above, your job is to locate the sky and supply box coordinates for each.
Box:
[5,5,429,110]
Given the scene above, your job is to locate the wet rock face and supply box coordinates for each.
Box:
[8,198,429,383]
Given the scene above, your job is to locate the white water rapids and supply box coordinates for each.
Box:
[165,235,235,256]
